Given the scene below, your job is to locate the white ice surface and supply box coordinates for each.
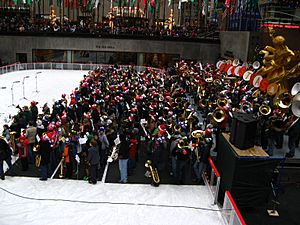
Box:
[0,70,225,225]
[0,70,85,127]
[0,177,224,225]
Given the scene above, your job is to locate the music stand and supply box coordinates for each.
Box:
[20,75,30,100]
[34,71,42,93]
[9,81,20,107]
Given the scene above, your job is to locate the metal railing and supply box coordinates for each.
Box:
[0,62,162,75]
[222,191,247,225]
[202,156,221,205]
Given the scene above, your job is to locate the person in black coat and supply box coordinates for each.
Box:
[0,137,14,180]
[87,139,100,184]
[38,134,52,181]
[118,134,130,183]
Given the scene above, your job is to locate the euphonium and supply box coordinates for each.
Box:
[259,104,272,116]
[212,108,226,123]
[191,130,205,142]
[145,160,160,186]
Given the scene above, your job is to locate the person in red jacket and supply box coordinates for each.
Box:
[18,131,29,171]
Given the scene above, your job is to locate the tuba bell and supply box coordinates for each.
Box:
[212,108,226,123]
[259,104,272,116]
[276,92,292,109]
[292,93,300,117]
[145,160,160,186]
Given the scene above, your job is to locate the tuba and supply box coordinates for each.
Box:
[276,92,292,109]
[212,108,226,123]
[292,93,300,117]
[145,160,160,186]
[259,104,272,116]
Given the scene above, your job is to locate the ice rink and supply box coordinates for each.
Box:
[0,69,225,225]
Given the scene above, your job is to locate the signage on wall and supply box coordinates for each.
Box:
[95,45,115,50]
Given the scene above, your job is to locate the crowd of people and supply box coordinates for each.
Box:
[0,58,299,184]
[0,9,217,39]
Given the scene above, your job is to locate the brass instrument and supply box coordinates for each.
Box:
[9,131,17,153]
[292,93,300,117]
[276,92,292,109]
[241,101,253,112]
[213,79,223,86]
[212,108,226,123]
[199,98,207,109]
[259,104,272,116]
[252,61,261,70]
[205,77,213,83]
[252,89,260,98]
[232,59,240,66]
[33,144,40,152]
[191,130,205,142]
[177,139,186,149]
[173,124,182,133]
[217,98,228,108]
[145,160,160,186]
[35,154,41,168]
[59,157,65,178]
[175,97,182,104]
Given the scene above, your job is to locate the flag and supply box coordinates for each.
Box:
[168,0,171,7]
[27,0,31,5]
[57,0,61,7]
[131,0,135,7]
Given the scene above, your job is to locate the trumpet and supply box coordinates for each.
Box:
[145,160,160,187]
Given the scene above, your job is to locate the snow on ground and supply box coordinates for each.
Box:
[0,177,224,225]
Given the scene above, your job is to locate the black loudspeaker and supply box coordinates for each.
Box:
[230,112,257,150]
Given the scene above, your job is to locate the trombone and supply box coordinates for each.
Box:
[145,160,160,186]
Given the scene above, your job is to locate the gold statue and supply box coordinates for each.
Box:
[258,28,300,96]
[50,5,57,25]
